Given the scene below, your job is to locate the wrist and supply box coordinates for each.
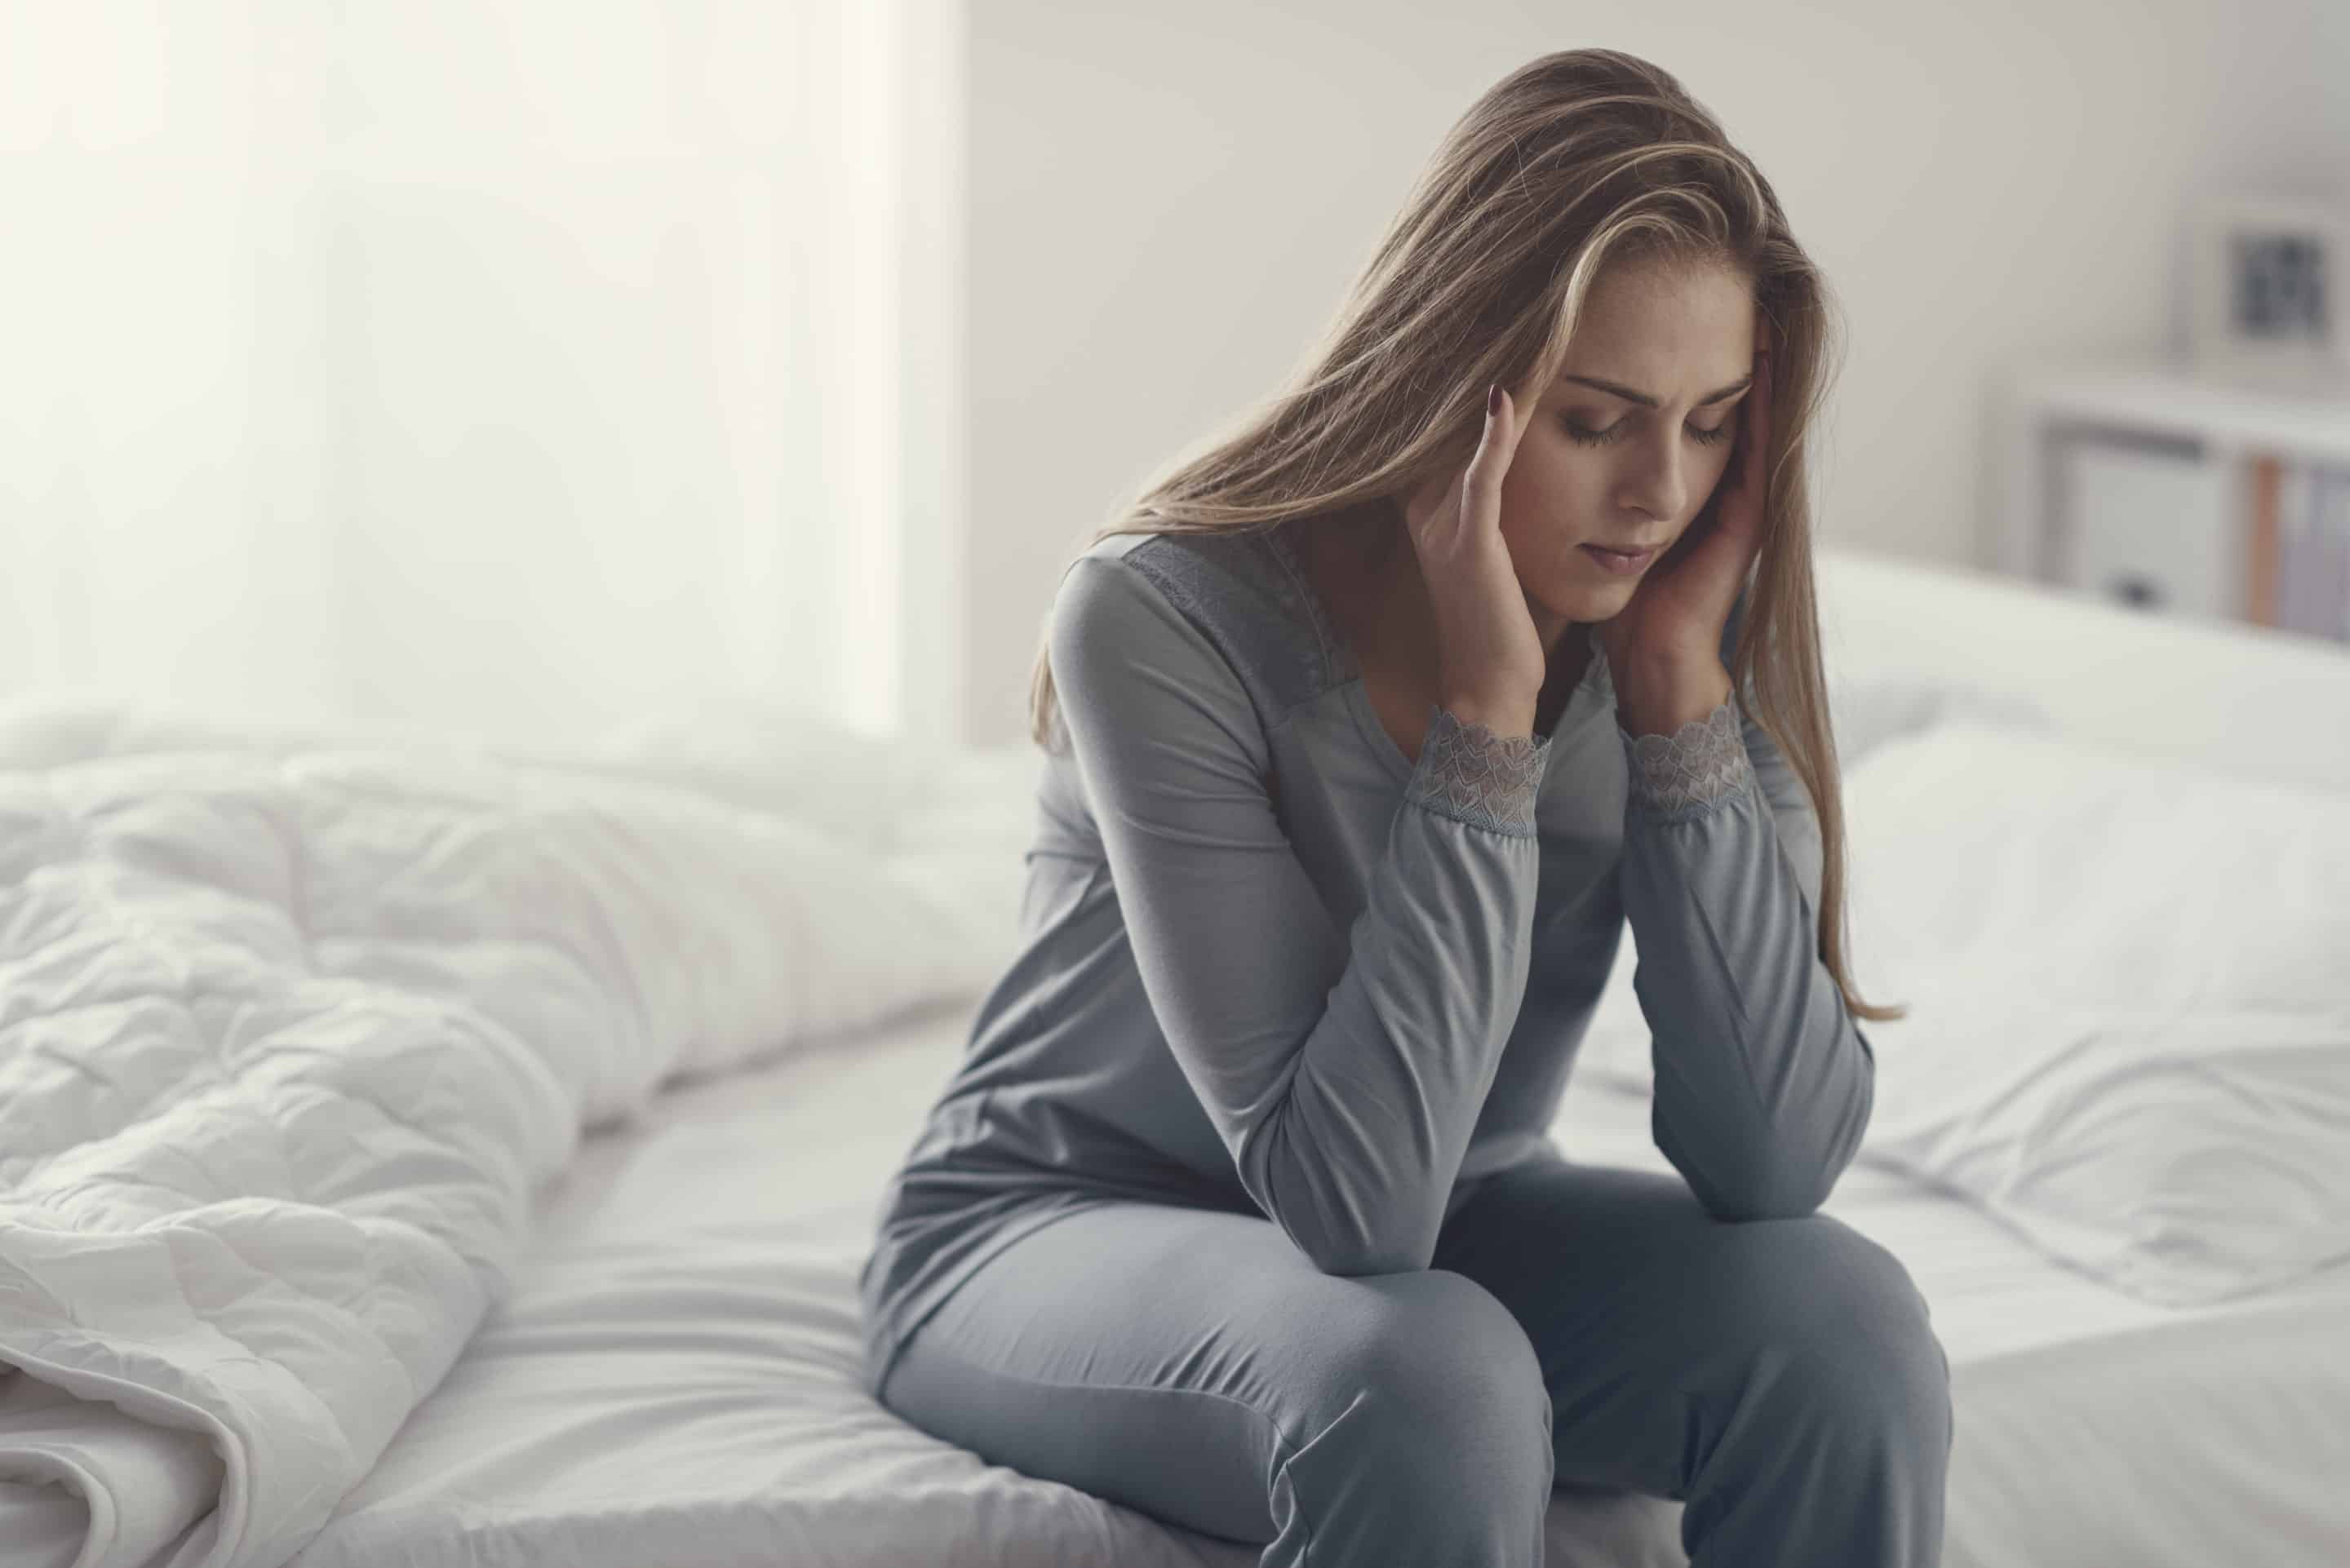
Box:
[1438,691,1538,741]
[1613,658,1732,738]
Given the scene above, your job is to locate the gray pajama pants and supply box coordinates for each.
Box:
[876,1154,1953,1566]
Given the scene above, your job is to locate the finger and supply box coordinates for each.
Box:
[1494,379,1534,464]
[1403,458,1462,540]
[1476,383,1531,470]
[1462,383,1523,524]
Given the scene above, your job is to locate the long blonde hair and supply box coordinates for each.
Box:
[1024,47,1904,1025]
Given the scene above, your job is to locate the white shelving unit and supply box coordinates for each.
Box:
[1995,361,2350,628]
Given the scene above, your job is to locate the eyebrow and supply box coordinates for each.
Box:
[1557,373,1753,410]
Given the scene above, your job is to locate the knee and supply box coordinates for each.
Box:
[1295,1269,1554,1495]
[1711,1219,1953,1456]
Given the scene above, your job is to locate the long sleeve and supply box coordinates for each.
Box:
[1611,584,1874,1223]
[1049,551,1549,1276]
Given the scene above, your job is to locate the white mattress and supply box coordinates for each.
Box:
[282,996,2350,1568]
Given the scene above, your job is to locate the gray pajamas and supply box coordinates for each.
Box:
[858,522,1951,1565]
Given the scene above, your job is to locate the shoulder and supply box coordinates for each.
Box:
[1053,527,1326,719]
[1066,524,1271,596]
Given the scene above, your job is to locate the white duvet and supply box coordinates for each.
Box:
[0,696,1022,1568]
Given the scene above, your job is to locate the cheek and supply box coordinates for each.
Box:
[1500,438,1594,518]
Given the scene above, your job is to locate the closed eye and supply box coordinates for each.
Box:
[1562,416,1735,449]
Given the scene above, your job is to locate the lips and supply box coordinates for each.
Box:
[1580,542,1657,575]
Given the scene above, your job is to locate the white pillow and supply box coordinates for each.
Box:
[1822,671,2053,767]
[1569,717,2350,1307]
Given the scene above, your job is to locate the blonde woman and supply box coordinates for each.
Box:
[858,47,1949,1567]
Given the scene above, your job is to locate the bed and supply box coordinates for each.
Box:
[4,545,2348,1568]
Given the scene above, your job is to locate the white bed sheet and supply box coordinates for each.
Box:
[282,998,2350,1568]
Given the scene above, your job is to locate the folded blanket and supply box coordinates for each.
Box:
[0,702,1009,1568]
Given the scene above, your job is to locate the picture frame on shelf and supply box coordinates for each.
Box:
[2187,194,2350,396]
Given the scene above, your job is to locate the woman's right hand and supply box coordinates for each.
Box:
[1399,382,1547,734]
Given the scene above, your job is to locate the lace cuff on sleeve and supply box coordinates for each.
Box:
[1621,696,1754,822]
[1403,704,1550,837]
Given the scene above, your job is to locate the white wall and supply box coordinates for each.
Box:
[960,0,2350,744]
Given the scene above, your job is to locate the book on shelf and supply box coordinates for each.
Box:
[2251,458,2350,640]
[2246,454,2281,627]
[2058,438,2350,646]
[2302,467,2350,640]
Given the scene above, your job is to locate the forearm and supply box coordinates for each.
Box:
[1612,658,1874,1221]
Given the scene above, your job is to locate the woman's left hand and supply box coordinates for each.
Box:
[1593,349,1771,677]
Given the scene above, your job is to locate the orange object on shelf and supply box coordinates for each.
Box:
[2245,454,2282,627]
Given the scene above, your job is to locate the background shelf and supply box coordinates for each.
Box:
[1996,360,2350,646]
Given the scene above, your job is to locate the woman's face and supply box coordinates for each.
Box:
[1498,259,1761,640]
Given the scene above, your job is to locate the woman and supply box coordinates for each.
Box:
[858,47,1950,1568]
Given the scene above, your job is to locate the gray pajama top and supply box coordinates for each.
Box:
[856,519,1877,1398]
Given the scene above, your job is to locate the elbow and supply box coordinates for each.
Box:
[1239,1115,1444,1277]
[1690,1160,1836,1224]
[1270,1186,1439,1275]
[1656,1034,1874,1225]
[1254,1172,1440,1278]
[1657,1118,1849,1225]
[1296,1228,1434,1278]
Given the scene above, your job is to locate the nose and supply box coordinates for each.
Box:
[1614,428,1691,525]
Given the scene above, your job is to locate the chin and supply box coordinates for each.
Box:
[1551,578,1634,615]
